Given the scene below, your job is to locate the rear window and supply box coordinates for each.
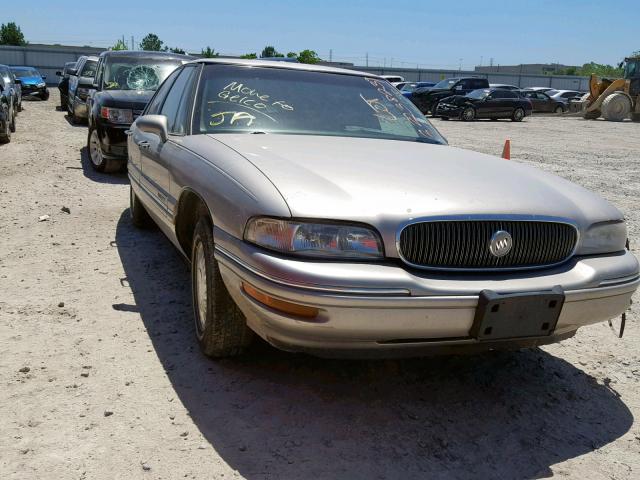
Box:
[193,65,446,145]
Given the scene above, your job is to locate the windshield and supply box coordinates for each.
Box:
[103,58,183,91]
[433,79,457,89]
[466,89,490,99]
[194,65,446,145]
[80,60,98,77]
[12,69,40,79]
[546,89,559,96]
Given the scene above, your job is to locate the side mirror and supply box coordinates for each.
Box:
[56,71,62,76]
[14,78,22,85]
[68,68,78,76]
[41,75,47,80]
[136,115,168,143]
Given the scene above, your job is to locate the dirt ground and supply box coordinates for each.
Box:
[1,91,639,480]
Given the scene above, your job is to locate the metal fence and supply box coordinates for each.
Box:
[1,44,590,92]
[354,66,590,91]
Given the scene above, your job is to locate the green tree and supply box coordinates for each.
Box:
[240,53,257,59]
[111,39,128,51]
[170,47,186,54]
[297,49,320,64]
[200,46,218,58]
[260,46,283,58]
[286,52,298,59]
[579,62,623,77]
[0,22,27,46]
[140,33,164,51]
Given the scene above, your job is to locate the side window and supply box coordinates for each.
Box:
[489,90,504,99]
[95,59,104,88]
[160,66,198,135]
[458,79,472,90]
[81,60,97,77]
[472,79,487,89]
[145,67,182,115]
[503,91,518,99]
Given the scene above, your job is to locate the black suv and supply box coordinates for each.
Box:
[408,77,490,115]
[57,61,77,110]
[0,64,17,143]
[87,50,192,172]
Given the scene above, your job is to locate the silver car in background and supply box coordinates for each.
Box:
[127,59,639,358]
[67,55,99,123]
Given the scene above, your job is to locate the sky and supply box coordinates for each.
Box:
[7,0,639,69]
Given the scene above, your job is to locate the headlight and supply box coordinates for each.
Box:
[37,82,46,88]
[244,218,384,259]
[578,221,627,255]
[100,107,133,124]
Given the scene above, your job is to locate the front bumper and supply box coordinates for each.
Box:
[436,104,463,117]
[213,229,639,357]
[96,122,129,160]
[21,85,47,96]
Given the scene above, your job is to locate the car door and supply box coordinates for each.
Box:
[139,65,198,219]
[129,67,180,190]
[68,58,82,107]
[481,91,504,117]
[536,92,552,112]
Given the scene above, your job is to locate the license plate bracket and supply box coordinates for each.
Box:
[471,287,565,341]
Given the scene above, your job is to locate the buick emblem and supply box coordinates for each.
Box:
[489,230,513,257]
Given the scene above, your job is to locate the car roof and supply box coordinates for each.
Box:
[189,58,378,78]
[10,66,38,71]
[98,50,195,61]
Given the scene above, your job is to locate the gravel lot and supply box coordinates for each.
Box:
[1,92,639,480]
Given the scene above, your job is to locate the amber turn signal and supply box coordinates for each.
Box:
[242,282,319,319]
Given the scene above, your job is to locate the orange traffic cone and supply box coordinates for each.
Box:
[502,139,511,160]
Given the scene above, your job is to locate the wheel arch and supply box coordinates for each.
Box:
[174,187,214,259]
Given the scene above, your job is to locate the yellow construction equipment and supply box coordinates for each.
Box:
[578,57,640,122]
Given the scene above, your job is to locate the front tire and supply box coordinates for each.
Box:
[192,216,253,358]
[461,107,475,121]
[40,90,49,101]
[130,185,154,228]
[9,108,16,133]
[554,105,565,114]
[511,107,525,122]
[430,101,439,117]
[601,93,631,122]
[0,110,10,144]
[87,127,120,173]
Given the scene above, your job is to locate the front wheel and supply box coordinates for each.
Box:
[430,102,439,117]
[511,107,525,122]
[87,127,120,173]
[461,107,475,121]
[9,108,16,133]
[40,90,49,101]
[192,216,253,358]
[554,105,565,114]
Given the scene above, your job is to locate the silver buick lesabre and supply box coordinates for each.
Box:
[127,59,639,358]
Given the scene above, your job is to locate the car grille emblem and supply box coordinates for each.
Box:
[489,230,513,257]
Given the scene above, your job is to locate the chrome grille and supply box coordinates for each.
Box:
[398,220,578,270]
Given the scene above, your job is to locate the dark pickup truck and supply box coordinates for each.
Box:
[408,77,490,115]
[87,50,192,172]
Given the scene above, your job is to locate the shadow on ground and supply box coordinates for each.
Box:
[115,210,633,480]
[78,146,128,185]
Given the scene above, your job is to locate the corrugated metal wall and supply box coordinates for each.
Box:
[1,44,590,91]
[0,45,104,85]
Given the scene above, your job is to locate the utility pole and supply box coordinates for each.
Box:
[480,55,483,67]
[458,58,462,72]
[366,52,368,67]
[390,58,393,68]
[131,36,134,50]
[329,49,332,62]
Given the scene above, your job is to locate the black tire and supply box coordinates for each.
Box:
[87,127,120,173]
[511,107,525,122]
[129,185,154,228]
[0,107,11,143]
[60,95,68,110]
[461,107,475,121]
[554,105,565,114]
[9,108,16,133]
[440,116,449,120]
[191,215,253,357]
[17,101,22,112]
[40,90,49,101]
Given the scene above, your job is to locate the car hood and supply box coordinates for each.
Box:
[18,76,44,85]
[98,90,154,110]
[440,95,473,106]
[210,134,622,232]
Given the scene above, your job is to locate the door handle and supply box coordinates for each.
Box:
[136,140,150,150]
